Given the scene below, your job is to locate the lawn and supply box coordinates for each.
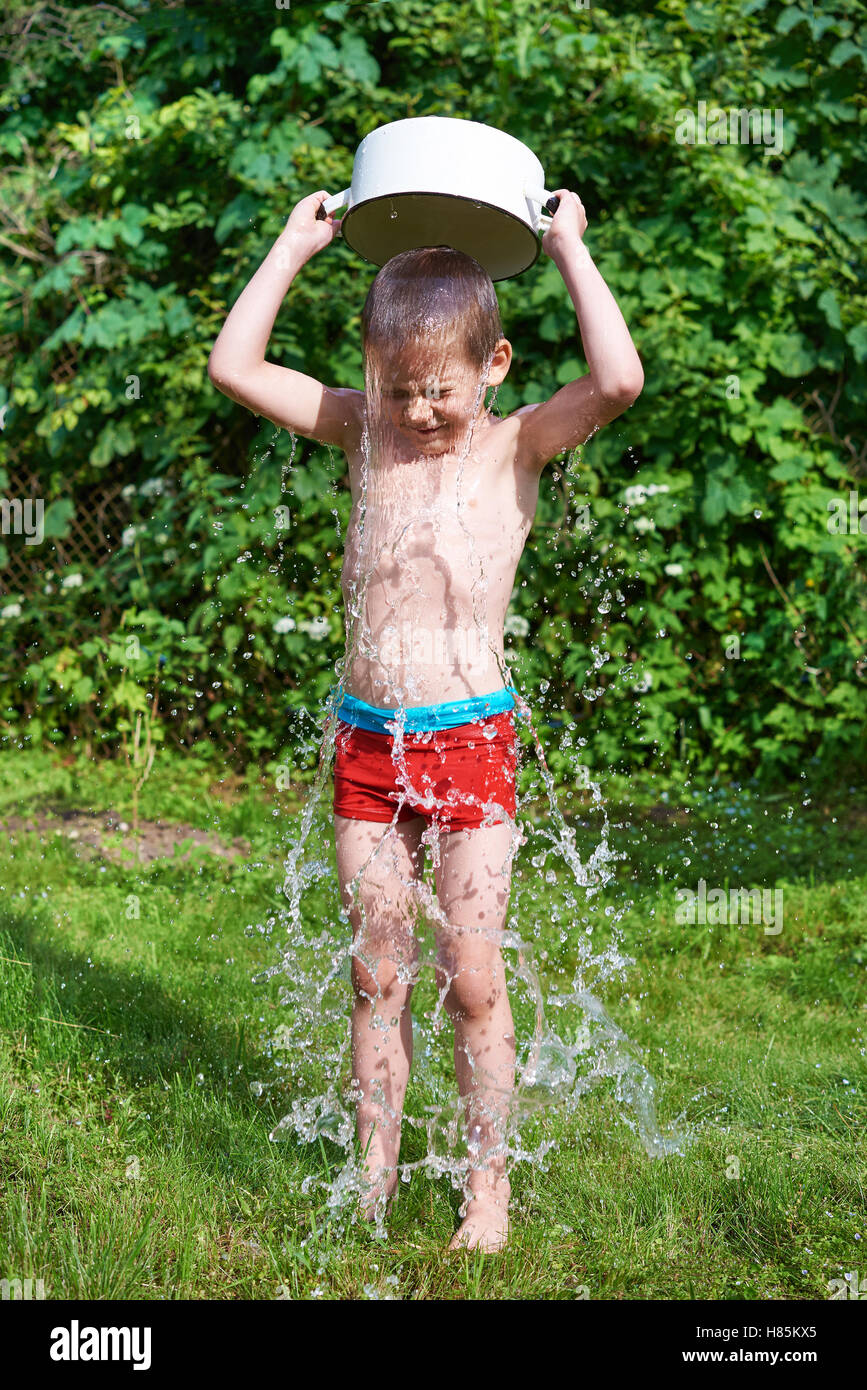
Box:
[1,747,864,1300]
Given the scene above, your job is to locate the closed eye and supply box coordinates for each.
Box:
[383,388,454,399]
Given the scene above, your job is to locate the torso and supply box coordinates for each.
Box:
[339,406,542,708]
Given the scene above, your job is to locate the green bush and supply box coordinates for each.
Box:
[1,0,865,783]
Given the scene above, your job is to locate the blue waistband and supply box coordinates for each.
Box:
[329,685,519,734]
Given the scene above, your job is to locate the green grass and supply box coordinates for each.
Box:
[0,746,865,1300]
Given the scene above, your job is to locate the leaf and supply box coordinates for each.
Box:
[846,324,867,363]
[118,204,150,247]
[214,193,261,246]
[337,32,380,85]
[538,311,563,342]
[42,498,75,539]
[107,679,149,713]
[114,422,135,455]
[31,256,87,299]
[556,357,583,385]
[726,476,753,514]
[775,6,809,34]
[828,39,863,67]
[817,288,842,331]
[294,30,339,84]
[769,458,807,482]
[55,217,109,254]
[767,333,817,376]
[90,424,115,468]
[702,478,728,527]
[164,297,194,337]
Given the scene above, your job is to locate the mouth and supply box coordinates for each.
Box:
[411,425,443,435]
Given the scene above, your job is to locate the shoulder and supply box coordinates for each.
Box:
[480,403,552,478]
[324,386,365,449]
[504,377,641,473]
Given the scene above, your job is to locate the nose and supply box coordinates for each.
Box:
[401,395,436,427]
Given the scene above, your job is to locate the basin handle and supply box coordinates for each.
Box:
[315,189,351,220]
[525,185,561,231]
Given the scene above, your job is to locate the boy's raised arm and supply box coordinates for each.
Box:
[513,190,645,470]
[207,191,364,449]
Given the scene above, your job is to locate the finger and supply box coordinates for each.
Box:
[314,192,333,223]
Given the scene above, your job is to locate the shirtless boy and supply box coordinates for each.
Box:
[208,186,644,1253]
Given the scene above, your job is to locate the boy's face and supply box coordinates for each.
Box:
[368,338,511,455]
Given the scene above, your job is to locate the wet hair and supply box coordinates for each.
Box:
[360,246,504,372]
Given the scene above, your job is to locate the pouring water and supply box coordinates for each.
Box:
[208,167,694,1258]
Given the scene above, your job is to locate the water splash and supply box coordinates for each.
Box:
[250,312,692,1251]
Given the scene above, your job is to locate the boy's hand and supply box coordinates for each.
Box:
[281,190,343,260]
[541,188,588,262]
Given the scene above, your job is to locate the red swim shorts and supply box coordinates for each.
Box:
[332,710,517,832]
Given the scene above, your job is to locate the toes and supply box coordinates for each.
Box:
[358,1175,399,1223]
[446,1216,510,1254]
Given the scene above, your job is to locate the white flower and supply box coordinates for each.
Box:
[633,670,653,693]
[121,526,138,547]
[139,477,164,497]
[61,572,83,588]
[504,647,518,663]
[44,584,54,595]
[504,613,530,638]
[163,548,178,563]
[121,484,136,500]
[634,515,655,533]
[299,616,329,640]
[1,602,22,619]
[273,616,296,634]
[664,563,684,576]
[155,532,168,546]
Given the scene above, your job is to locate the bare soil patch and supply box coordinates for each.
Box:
[0,807,250,864]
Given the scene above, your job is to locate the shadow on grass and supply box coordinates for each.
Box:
[0,903,339,1206]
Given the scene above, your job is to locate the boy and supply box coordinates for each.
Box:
[208,187,644,1252]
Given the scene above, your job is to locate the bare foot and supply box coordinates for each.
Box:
[358,1166,399,1223]
[447,1176,511,1253]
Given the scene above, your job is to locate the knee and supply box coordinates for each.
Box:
[440,959,503,1020]
[352,952,413,1007]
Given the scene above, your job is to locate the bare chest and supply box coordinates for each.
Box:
[341,461,532,596]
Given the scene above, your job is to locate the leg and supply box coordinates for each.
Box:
[334,812,426,1220]
[433,820,517,1252]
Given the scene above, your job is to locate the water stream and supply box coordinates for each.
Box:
[249,318,692,1251]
